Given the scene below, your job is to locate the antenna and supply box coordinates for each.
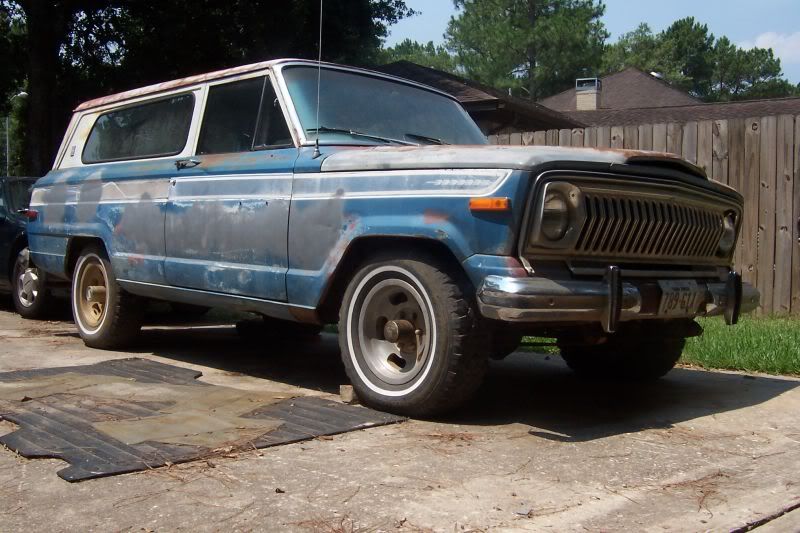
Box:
[312,0,324,159]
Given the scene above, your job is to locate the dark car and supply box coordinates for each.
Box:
[0,176,54,318]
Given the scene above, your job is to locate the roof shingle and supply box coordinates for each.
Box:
[539,68,700,112]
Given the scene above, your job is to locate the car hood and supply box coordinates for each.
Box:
[319,144,707,179]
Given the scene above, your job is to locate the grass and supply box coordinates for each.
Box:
[682,316,800,376]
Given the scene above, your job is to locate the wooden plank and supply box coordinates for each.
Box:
[697,120,713,176]
[727,119,746,272]
[666,123,683,155]
[610,126,624,148]
[681,121,698,164]
[571,128,584,147]
[623,125,638,149]
[757,115,778,314]
[559,129,571,147]
[652,123,667,152]
[583,127,596,148]
[638,123,653,151]
[496,133,510,145]
[597,127,611,148]
[546,129,559,146]
[533,130,547,146]
[793,116,800,314]
[773,115,794,314]
[509,132,523,145]
[488,134,499,145]
[522,131,535,146]
[742,117,761,289]
[711,120,729,185]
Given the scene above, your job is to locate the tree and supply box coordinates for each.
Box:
[379,39,459,73]
[603,17,798,101]
[0,0,414,175]
[445,0,608,100]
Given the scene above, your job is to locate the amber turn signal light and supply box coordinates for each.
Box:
[469,197,511,212]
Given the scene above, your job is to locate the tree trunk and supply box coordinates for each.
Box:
[21,2,64,176]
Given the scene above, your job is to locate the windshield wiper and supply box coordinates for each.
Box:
[306,126,414,146]
[404,132,448,145]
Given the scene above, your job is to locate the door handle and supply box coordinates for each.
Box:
[175,158,201,170]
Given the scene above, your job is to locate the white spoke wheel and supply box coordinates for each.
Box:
[338,252,488,417]
[12,247,51,319]
[71,245,143,349]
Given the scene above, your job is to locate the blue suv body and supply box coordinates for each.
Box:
[29,60,757,415]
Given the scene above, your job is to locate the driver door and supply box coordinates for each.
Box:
[164,75,297,301]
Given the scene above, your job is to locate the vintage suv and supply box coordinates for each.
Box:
[29,59,758,415]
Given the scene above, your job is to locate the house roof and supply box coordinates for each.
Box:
[561,96,800,126]
[539,68,701,112]
[375,61,583,130]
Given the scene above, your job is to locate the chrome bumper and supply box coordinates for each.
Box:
[477,270,759,333]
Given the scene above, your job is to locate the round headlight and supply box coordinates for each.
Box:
[717,212,737,255]
[541,191,569,241]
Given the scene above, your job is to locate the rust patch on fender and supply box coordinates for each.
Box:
[423,210,449,224]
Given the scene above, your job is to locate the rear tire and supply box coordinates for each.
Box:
[71,245,144,349]
[338,251,488,417]
[12,247,52,319]
[559,322,687,380]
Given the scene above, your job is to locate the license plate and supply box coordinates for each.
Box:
[657,280,704,317]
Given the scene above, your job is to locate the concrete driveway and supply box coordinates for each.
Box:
[0,302,798,531]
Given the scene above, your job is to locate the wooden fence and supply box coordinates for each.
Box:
[489,116,800,316]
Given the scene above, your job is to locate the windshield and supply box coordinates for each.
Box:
[7,179,35,212]
[282,66,488,146]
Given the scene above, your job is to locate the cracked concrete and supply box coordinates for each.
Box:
[0,302,798,531]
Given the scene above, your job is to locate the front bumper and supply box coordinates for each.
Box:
[477,269,759,333]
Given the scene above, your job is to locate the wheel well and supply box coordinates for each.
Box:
[316,236,466,324]
[7,235,27,283]
[65,237,106,278]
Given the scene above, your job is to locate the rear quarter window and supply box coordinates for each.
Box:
[82,93,195,163]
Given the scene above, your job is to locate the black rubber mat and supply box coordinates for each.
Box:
[0,358,403,482]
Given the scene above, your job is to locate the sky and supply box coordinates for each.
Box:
[385,0,800,84]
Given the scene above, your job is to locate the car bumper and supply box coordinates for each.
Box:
[476,269,759,333]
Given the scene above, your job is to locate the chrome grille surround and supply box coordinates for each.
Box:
[524,174,742,267]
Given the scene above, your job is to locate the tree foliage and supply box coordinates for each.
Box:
[0,0,414,175]
[603,18,799,101]
[379,39,459,73]
[444,0,608,99]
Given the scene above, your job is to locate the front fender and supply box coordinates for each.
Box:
[285,169,530,308]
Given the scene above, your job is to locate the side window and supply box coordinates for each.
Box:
[197,77,264,155]
[197,76,293,155]
[82,94,194,163]
[254,81,292,149]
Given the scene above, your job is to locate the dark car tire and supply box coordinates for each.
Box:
[559,324,687,380]
[338,251,488,417]
[11,247,52,319]
[488,326,524,360]
[236,315,324,339]
[71,244,144,349]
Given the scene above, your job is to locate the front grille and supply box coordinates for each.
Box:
[574,193,725,261]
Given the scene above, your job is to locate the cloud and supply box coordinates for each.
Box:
[740,31,800,64]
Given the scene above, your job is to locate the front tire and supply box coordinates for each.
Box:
[72,245,143,349]
[559,322,687,380]
[338,252,488,417]
[12,247,52,319]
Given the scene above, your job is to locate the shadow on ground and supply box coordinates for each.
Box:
[113,324,800,443]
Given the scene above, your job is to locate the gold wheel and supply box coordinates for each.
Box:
[75,255,109,332]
